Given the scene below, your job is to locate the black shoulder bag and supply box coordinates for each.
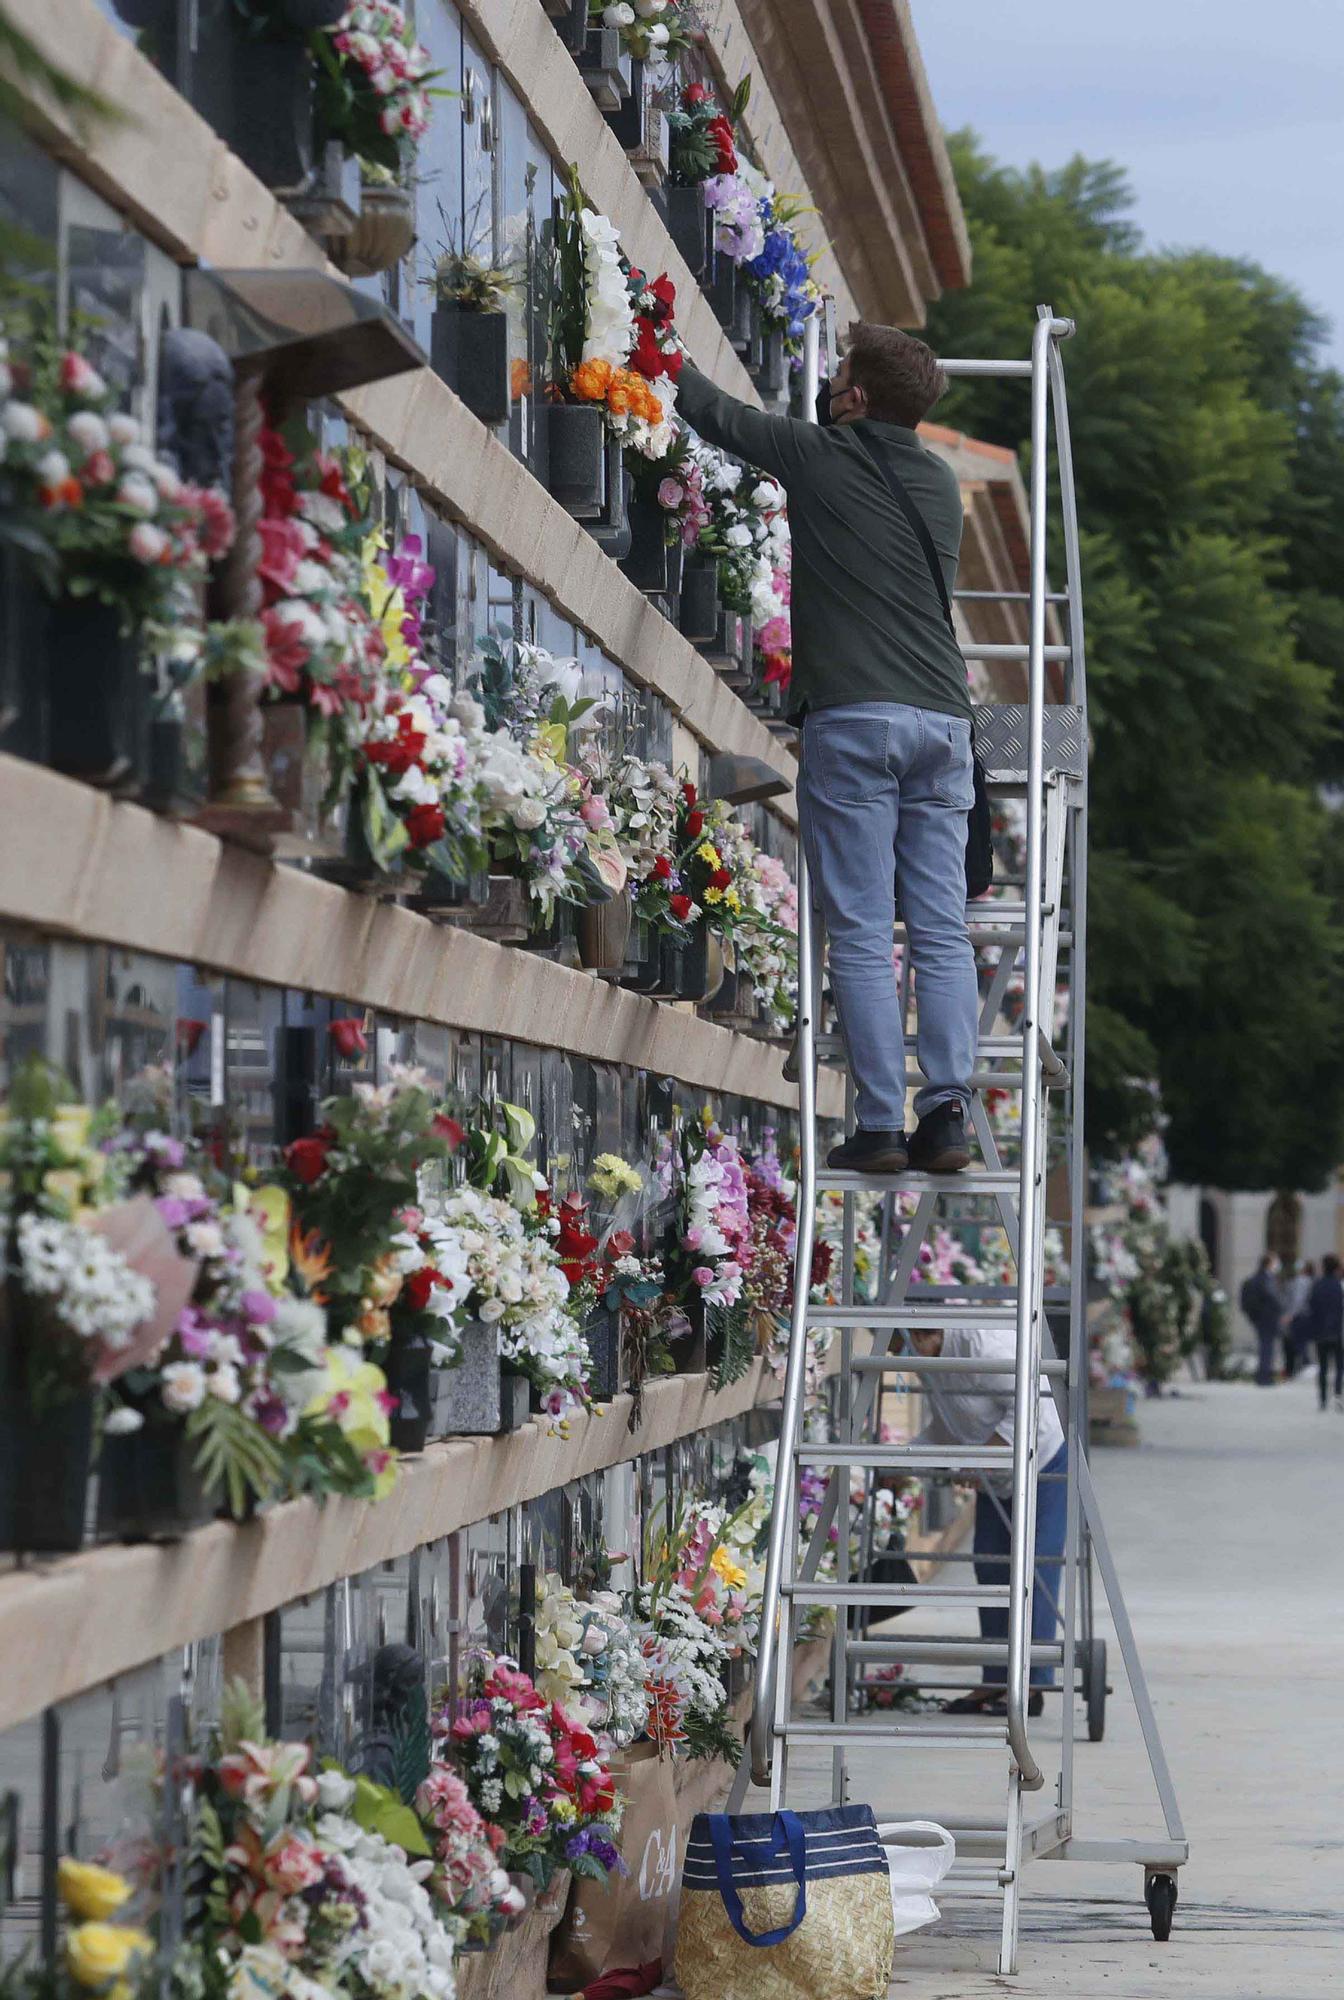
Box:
[853,432,994,898]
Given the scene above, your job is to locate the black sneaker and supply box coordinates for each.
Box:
[827,1129,909,1175]
[908,1101,972,1173]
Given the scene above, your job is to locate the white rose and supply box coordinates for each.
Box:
[580,1624,608,1656]
[117,472,159,515]
[67,411,110,454]
[316,1769,357,1812]
[208,1363,242,1405]
[36,449,71,486]
[603,2,635,22]
[162,1362,206,1413]
[104,1406,145,1435]
[108,412,141,446]
[3,404,46,443]
[647,20,669,42]
[511,797,547,830]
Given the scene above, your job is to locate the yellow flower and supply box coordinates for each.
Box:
[67,1923,153,1990]
[695,841,721,867]
[711,1546,748,1592]
[703,887,723,906]
[725,889,742,915]
[42,1168,88,1215]
[240,1183,291,1290]
[58,1860,133,1922]
[51,1105,94,1153]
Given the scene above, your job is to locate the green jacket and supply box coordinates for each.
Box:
[676,365,969,721]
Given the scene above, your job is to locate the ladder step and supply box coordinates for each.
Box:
[795,1444,1012,1472]
[813,1033,1036,1060]
[850,1353,1068,1378]
[785,1580,1011,1605]
[775,1719,1009,1747]
[805,1303,1019,1329]
[818,1169,1021,1197]
[960,643,1071,662]
[847,1637,1065,1666]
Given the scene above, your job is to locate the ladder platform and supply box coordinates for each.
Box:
[804,1303,1019,1329]
[775,1719,1010,1748]
[784,1580,1011,1606]
[849,1353,1069,1378]
[818,1168,1021,1196]
[847,1636,1065,1667]
[794,1444,1012,1472]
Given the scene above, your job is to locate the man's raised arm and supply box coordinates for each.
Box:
[675,363,825,489]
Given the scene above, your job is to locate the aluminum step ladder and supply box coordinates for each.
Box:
[749,309,1188,1975]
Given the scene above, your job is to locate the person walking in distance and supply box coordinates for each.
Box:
[1306,1254,1344,1411]
[1282,1259,1315,1378]
[675,326,978,1176]
[1240,1254,1282,1386]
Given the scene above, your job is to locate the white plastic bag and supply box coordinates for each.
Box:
[875,1819,956,1937]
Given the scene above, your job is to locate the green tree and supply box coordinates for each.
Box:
[925,137,1344,1188]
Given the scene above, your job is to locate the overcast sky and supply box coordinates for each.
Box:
[914,0,1344,367]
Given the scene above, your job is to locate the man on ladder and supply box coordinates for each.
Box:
[677,325,980,1177]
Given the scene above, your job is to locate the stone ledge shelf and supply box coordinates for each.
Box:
[0,1358,783,1733]
[1,757,841,1116]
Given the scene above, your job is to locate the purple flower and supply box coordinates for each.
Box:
[155,1196,192,1231]
[386,534,435,603]
[241,1288,278,1326]
[174,1306,218,1359]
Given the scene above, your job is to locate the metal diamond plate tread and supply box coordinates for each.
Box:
[972,703,1085,781]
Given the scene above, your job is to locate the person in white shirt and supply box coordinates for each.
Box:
[908,1325,1067,1717]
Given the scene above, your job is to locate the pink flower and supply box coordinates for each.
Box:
[691,1266,715,1288]
[59,351,106,399]
[579,795,611,829]
[657,478,684,510]
[682,1227,703,1250]
[257,516,306,593]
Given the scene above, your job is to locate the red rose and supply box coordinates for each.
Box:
[432,1112,465,1151]
[285,1132,332,1185]
[670,893,693,922]
[709,867,732,891]
[328,1017,368,1059]
[652,855,673,881]
[708,115,737,174]
[649,273,677,318]
[405,801,446,849]
[684,808,705,839]
[364,710,427,777]
[681,780,697,806]
[403,1265,441,1313]
[684,82,711,106]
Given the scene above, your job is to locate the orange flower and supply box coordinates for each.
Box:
[571,359,613,403]
[289,1220,333,1301]
[511,357,533,399]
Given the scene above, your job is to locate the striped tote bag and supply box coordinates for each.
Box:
[674,1804,895,2000]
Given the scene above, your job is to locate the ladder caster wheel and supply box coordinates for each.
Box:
[1145,1872,1177,1942]
[1084,1636,1107,1742]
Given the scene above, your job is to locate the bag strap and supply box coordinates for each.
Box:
[852,428,957,635]
[706,1810,808,1948]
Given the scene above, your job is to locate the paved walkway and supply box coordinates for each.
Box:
[752,1375,1344,1997]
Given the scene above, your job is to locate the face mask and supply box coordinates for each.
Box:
[815,377,834,427]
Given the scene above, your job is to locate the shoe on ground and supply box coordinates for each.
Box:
[827,1128,909,1175]
[907,1100,972,1173]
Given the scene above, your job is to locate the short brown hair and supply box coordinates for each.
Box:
[846,322,947,427]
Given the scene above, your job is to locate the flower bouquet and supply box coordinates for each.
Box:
[0,1855,157,2000]
[592,0,693,63]
[660,1113,758,1386]
[0,332,234,792]
[187,1682,459,2000]
[434,1656,624,1890]
[307,1,441,272]
[632,1497,753,1763]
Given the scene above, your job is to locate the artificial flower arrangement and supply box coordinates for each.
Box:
[551,172,680,459]
[741,186,821,348]
[312,0,440,180]
[101,1120,392,1516]
[188,1680,461,2000]
[470,635,629,920]
[708,809,799,1029]
[592,0,693,62]
[683,432,789,623]
[350,540,495,887]
[0,1854,156,2000]
[0,330,234,629]
[433,1655,624,1890]
[544,1151,677,1421]
[569,1588,650,1752]
[626,425,712,549]
[658,1111,758,1387]
[256,423,385,724]
[667,79,744,194]
[632,1493,758,1763]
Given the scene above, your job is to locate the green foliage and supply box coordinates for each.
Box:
[709,1301,756,1390]
[187,1398,284,1519]
[926,136,1344,1187]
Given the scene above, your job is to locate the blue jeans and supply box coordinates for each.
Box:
[798,702,978,1131]
[974,1444,1069,1687]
